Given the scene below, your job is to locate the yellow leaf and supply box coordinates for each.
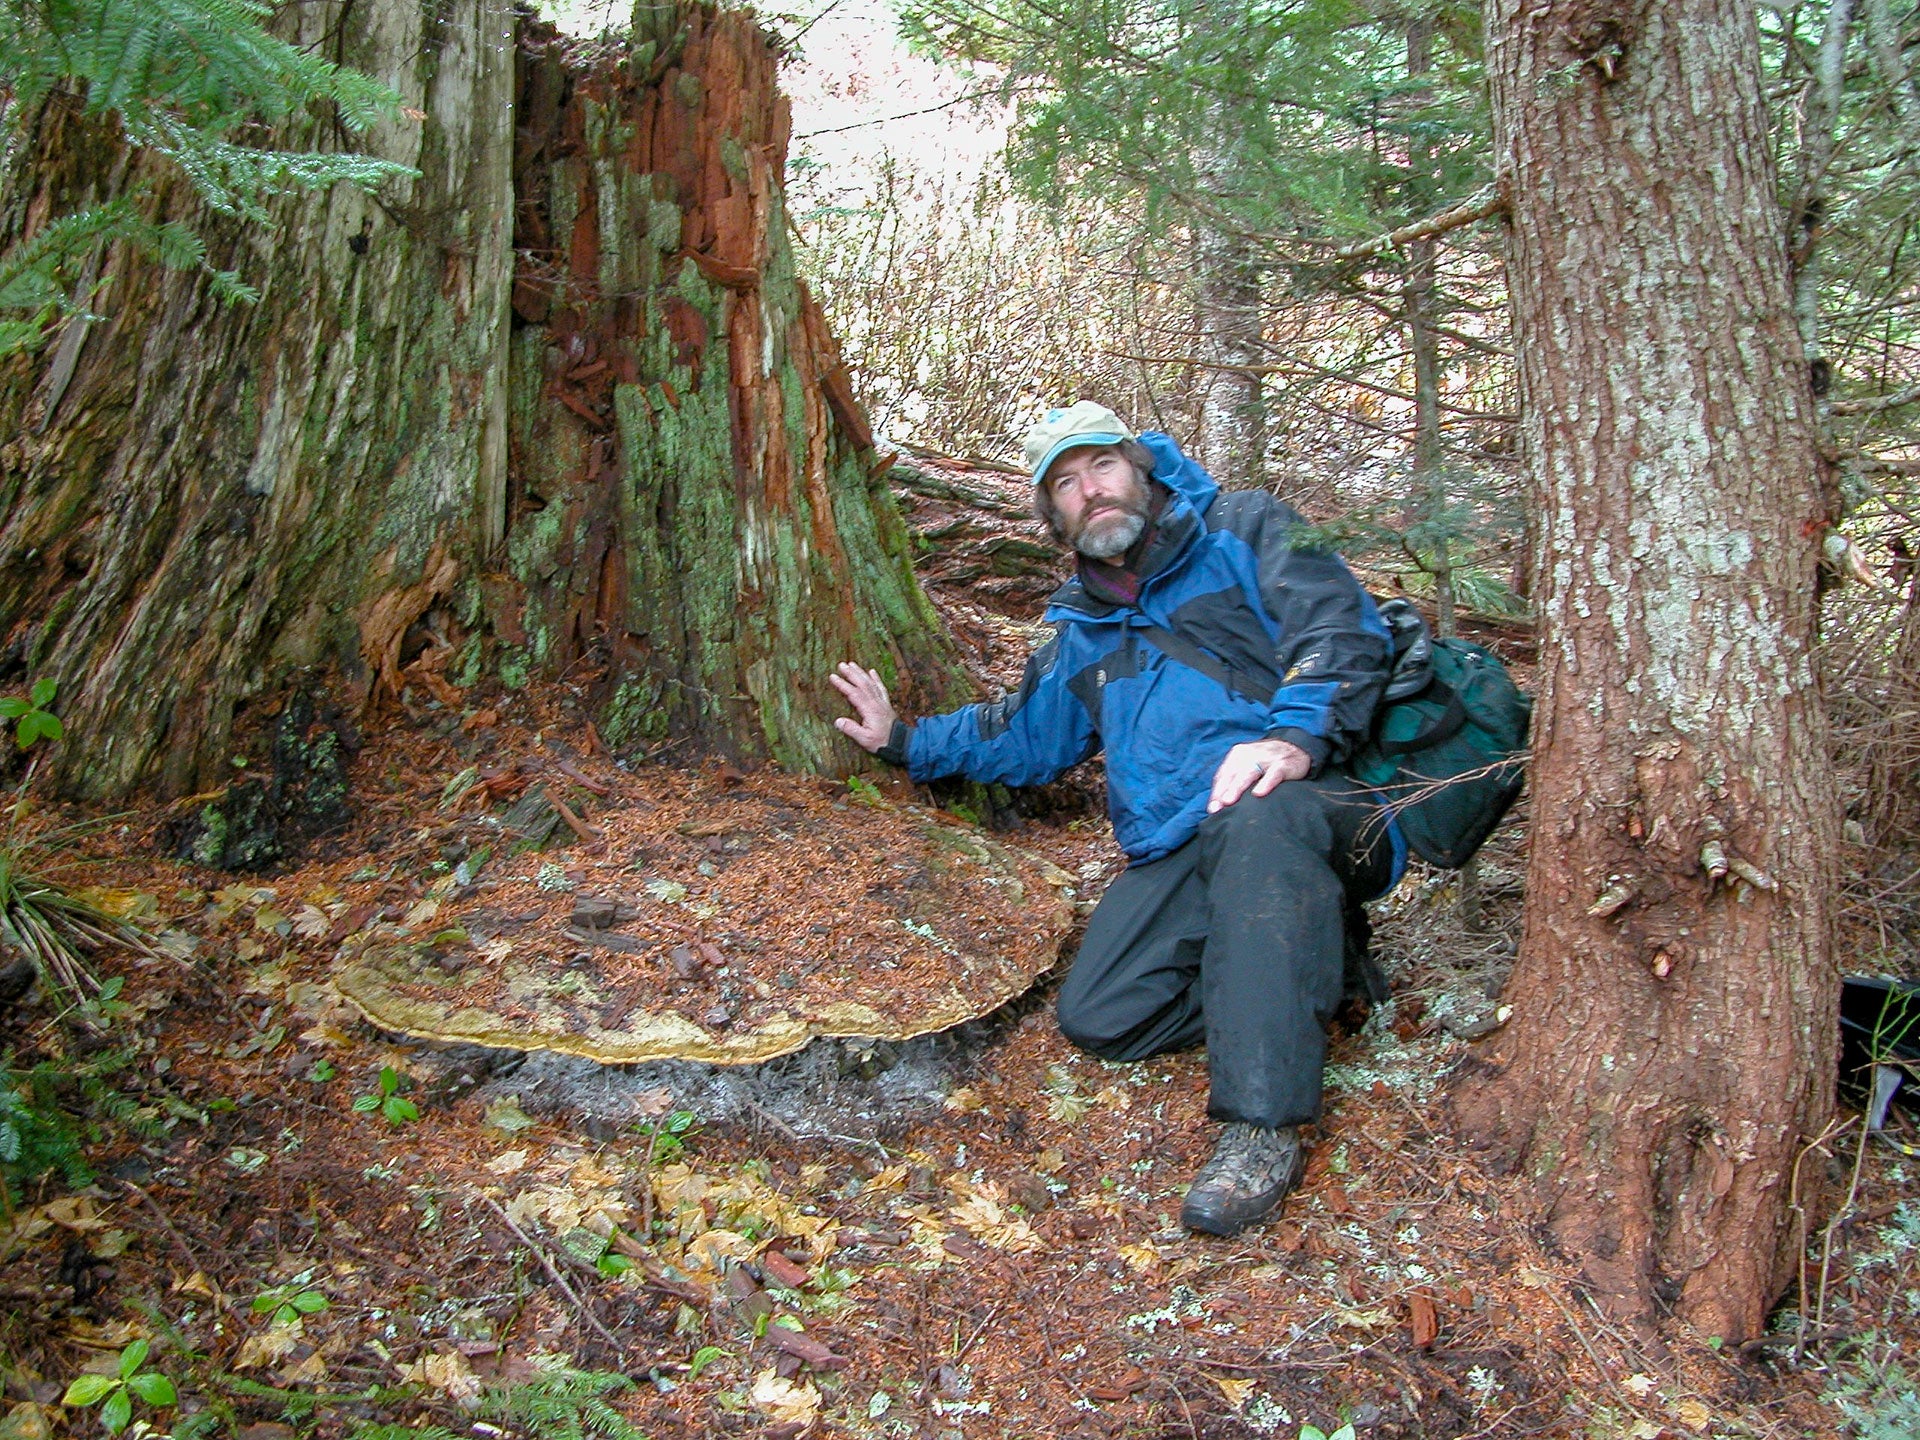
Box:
[748,1368,820,1427]
[486,1150,530,1175]
[1628,1423,1662,1440]
[685,1229,754,1273]
[863,1164,910,1193]
[278,1352,329,1386]
[1213,1377,1257,1411]
[1333,1307,1394,1331]
[171,1271,220,1300]
[291,905,331,939]
[402,899,440,930]
[1673,1398,1712,1433]
[398,1351,481,1403]
[40,1197,103,1232]
[1114,1243,1160,1273]
[944,1086,987,1113]
[233,1328,302,1370]
[1622,1373,1656,1398]
[1033,1149,1067,1176]
[0,1400,54,1440]
[69,887,156,921]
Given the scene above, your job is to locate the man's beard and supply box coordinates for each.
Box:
[1070,481,1151,560]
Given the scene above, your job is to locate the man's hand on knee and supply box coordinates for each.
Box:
[1207,739,1311,813]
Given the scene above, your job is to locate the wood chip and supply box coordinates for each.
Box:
[758,1249,811,1290]
[1408,1292,1440,1349]
[1087,1367,1150,1402]
[763,1323,847,1371]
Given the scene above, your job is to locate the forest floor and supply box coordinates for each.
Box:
[2,461,1918,1440]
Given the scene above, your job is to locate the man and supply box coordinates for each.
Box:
[830,401,1399,1235]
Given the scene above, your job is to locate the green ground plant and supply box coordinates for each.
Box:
[61,1339,177,1435]
[251,1276,329,1327]
[352,1066,419,1126]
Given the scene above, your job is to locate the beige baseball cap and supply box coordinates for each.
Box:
[1022,401,1136,484]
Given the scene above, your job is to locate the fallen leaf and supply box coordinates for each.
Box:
[290,905,331,939]
[748,1368,820,1427]
[40,1197,104,1232]
[233,1328,303,1370]
[1623,1373,1657,1398]
[1673,1398,1712,1433]
[759,1250,811,1290]
[1627,1423,1662,1440]
[68,887,156,921]
[0,1401,54,1440]
[1213,1376,1257,1411]
[632,1086,674,1118]
[484,1097,538,1134]
[944,1086,986,1114]
[401,899,440,930]
[948,1188,1044,1253]
[1033,1148,1067,1176]
[1333,1307,1395,1332]
[277,1352,328,1386]
[398,1350,482,1404]
[486,1149,530,1175]
[1114,1242,1160,1273]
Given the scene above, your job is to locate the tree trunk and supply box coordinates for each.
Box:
[1192,226,1265,486]
[1454,0,1841,1342]
[0,3,967,802]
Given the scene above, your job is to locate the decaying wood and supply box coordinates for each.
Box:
[0,3,970,802]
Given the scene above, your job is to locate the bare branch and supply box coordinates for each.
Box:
[1833,384,1920,416]
[1333,187,1506,263]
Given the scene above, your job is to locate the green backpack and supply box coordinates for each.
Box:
[1345,599,1531,868]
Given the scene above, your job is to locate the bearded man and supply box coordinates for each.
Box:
[830,401,1398,1235]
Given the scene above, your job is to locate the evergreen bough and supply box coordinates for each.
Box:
[0,0,414,355]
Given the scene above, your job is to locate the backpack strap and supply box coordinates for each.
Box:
[1135,625,1275,705]
[1372,680,1469,756]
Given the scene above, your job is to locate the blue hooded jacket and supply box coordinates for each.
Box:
[902,433,1394,865]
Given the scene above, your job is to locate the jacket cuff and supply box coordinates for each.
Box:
[876,720,912,768]
[1265,727,1329,777]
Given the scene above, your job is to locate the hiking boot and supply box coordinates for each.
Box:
[1179,1123,1304,1236]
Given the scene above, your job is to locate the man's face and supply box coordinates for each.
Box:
[1045,446,1150,560]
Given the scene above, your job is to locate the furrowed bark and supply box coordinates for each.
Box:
[0,0,514,800]
[1456,0,1841,1342]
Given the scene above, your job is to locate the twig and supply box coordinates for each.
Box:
[952,1299,1006,1364]
[475,1193,626,1360]
[120,1181,203,1273]
[1334,187,1507,262]
[742,1097,803,1145]
[547,791,603,843]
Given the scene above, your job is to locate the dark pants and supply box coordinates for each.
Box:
[1056,775,1395,1129]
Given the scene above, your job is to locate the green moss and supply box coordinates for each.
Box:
[598,675,673,747]
[453,635,485,689]
[498,651,530,690]
[191,805,228,868]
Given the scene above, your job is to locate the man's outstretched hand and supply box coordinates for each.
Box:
[829,662,897,753]
[1207,739,1311,813]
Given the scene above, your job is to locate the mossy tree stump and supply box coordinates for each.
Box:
[0,2,969,802]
